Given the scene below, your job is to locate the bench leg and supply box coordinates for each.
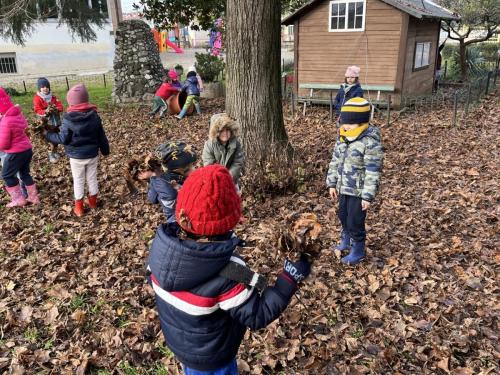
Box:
[303,101,307,115]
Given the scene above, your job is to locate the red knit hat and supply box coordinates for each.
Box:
[176,165,241,236]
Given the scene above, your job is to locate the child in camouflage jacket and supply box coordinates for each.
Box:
[326,97,384,265]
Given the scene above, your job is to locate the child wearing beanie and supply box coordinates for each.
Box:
[33,77,64,163]
[187,66,204,92]
[0,87,40,207]
[46,84,110,217]
[326,97,384,265]
[202,114,245,188]
[149,70,181,119]
[147,164,312,374]
[139,141,197,223]
[333,66,364,121]
[175,70,201,119]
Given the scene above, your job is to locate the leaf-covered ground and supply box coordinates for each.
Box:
[1,94,498,375]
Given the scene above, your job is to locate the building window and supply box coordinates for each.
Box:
[287,25,294,35]
[0,54,17,74]
[329,0,365,32]
[414,42,431,69]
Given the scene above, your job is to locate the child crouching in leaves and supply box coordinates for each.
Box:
[326,97,383,265]
[139,142,197,223]
[0,88,40,207]
[146,164,312,374]
[33,77,64,163]
[202,114,245,191]
[175,71,201,120]
[45,84,110,217]
[149,70,181,119]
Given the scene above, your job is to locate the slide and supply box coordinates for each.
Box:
[165,40,184,54]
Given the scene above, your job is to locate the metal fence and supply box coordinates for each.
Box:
[0,72,113,93]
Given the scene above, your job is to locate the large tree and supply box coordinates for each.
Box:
[0,0,108,45]
[437,0,500,81]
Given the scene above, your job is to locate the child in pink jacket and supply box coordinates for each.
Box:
[0,88,40,207]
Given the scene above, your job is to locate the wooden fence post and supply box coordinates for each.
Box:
[464,84,472,118]
[452,91,458,127]
[23,81,27,93]
[329,91,333,121]
[485,71,492,95]
[103,74,107,88]
[65,77,70,90]
[386,95,391,127]
[443,60,448,79]
[290,90,295,117]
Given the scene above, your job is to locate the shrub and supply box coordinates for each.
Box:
[194,52,225,83]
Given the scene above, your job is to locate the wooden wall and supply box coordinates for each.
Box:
[296,0,405,95]
[401,18,440,96]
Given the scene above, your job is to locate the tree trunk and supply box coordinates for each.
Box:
[459,39,468,81]
[226,0,289,164]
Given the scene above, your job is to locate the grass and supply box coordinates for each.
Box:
[11,85,113,115]
[69,294,88,311]
[24,327,40,343]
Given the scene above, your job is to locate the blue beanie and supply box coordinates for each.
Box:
[340,97,371,124]
[37,77,50,91]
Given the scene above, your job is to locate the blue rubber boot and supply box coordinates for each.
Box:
[175,107,188,119]
[334,231,351,251]
[194,102,201,114]
[341,240,365,265]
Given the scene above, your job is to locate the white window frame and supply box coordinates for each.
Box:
[329,0,366,33]
[414,41,431,70]
[0,53,18,74]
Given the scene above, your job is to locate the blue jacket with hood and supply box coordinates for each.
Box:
[334,82,364,115]
[147,172,185,223]
[181,75,201,96]
[147,223,298,371]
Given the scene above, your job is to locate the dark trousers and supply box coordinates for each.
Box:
[2,149,34,187]
[338,194,366,242]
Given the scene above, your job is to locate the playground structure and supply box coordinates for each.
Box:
[152,28,184,54]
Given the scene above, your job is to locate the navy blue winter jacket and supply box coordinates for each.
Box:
[46,110,110,159]
[334,83,364,115]
[147,172,185,223]
[181,75,200,96]
[147,224,298,371]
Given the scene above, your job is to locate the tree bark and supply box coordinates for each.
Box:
[226,0,289,164]
[459,40,467,82]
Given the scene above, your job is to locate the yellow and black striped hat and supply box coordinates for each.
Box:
[340,97,371,124]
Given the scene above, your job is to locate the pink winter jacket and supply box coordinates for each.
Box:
[0,105,32,153]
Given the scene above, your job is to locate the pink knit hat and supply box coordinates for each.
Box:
[0,88,14,115]
[345,66,361,78]
[168,69,178,80]
[66,84,89,106]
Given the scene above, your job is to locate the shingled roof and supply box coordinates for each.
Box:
[282,0,459,25]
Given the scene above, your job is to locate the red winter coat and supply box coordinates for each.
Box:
[33,94,64,116]
[155,83,179,100]
[0,105,32,153]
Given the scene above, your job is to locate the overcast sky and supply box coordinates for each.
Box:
[121,0,136,12]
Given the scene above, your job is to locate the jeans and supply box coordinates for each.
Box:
[183,358,238,375]
[2,149,34,187]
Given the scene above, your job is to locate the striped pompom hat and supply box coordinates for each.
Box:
[340,97,371,125]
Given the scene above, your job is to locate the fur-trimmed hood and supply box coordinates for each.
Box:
[209,114,240,140]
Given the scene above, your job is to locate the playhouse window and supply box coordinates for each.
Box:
[0,53,17,74]
[414,42,431,69]
[329,0,365,32]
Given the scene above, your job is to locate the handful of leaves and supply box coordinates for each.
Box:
[124,153,162,195]
[278,212,322,262]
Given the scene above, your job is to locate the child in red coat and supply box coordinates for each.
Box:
[33,77,64,163]
[149,70,181,119]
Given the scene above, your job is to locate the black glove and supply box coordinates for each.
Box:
[283,255,311,284]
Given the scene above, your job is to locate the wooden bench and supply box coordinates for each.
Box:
[297,83,395,116]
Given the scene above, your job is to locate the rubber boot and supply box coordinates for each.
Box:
[175,107,188,120]
[333,231,350,251]
[194,102,201,115]
[25,184,40,205]
[341,240,365,265]
[5,184,27,207]
[74,199,84,217]
[88,194,98,209]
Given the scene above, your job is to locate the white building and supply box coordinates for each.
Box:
[0,0,122,78]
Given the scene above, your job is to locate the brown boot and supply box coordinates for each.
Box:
[88,194,98,209]
[74,199,84,217]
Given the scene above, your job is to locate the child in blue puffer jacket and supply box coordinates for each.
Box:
[147,165,312,375]
[175,71,201,120]
[334,66,364,120]
[46,84,110,217]
[139,142,197,223]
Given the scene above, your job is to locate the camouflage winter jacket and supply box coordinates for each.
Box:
[326,125,383,202]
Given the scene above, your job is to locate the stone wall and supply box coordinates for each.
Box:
[112,20,164,104]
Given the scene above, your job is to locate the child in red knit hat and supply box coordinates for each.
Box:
[147,164,312,374]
